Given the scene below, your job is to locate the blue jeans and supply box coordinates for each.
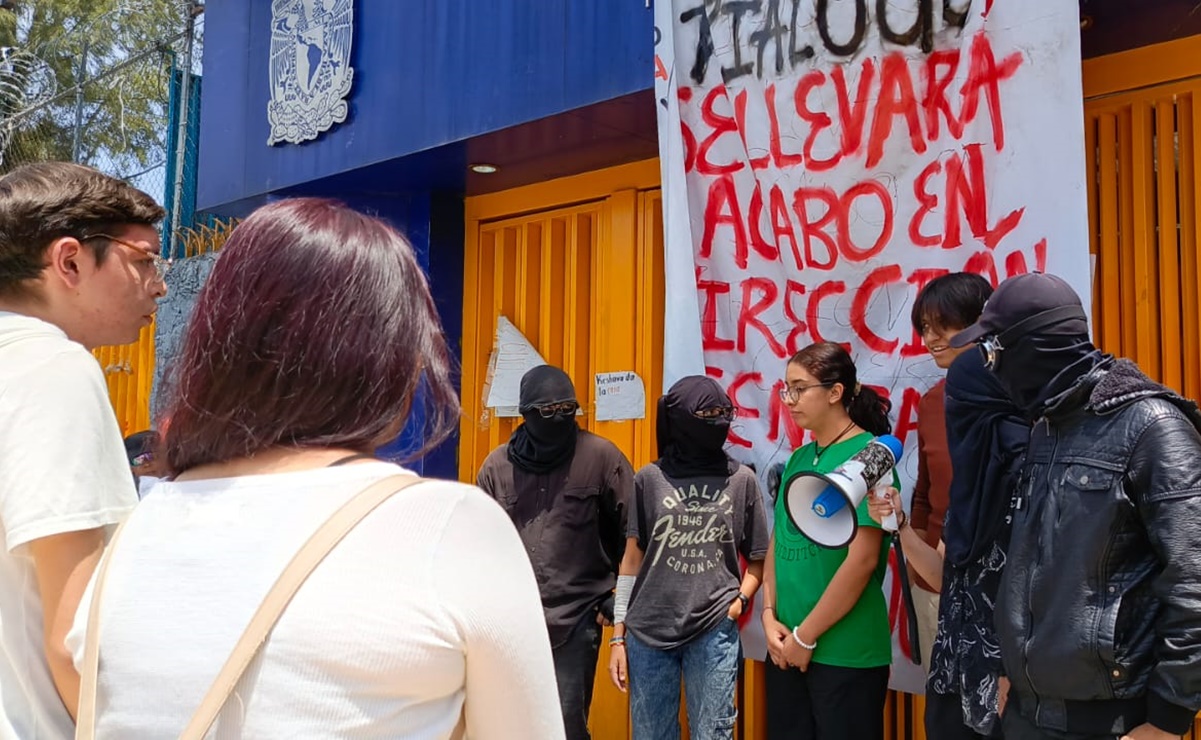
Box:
[626,617,741,740]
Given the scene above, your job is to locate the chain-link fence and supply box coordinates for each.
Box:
[0,0,210,432]
[0,0,204,254]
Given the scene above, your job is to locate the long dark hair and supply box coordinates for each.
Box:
[789,342,892,437]
[161,198,460,475]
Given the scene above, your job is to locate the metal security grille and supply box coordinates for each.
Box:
[93,322,156,436]
[466,200,604,458]
[1085,39,1201,402]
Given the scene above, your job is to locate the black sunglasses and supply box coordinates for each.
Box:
[533,401,579,418]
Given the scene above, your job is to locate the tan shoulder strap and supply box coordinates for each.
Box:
[76,516,132,739]
[76,474,426,740]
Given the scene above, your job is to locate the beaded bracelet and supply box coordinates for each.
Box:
[609,636,626,647]
[791,626,817,651]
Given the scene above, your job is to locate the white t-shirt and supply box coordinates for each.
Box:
[0,311,137,740]
[68,463,565,739]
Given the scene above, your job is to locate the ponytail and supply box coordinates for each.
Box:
[846,383,892,437]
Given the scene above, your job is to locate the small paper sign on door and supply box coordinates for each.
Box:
[595,371,646,421]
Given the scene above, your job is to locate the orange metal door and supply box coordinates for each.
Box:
[1083,35,1201,738]
[1084,36,1201,399]
[460,161,664,740]
[460,161,666,479]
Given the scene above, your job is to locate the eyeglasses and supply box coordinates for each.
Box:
[693,406,735,421]
[82,233,171,281]
[979,334,1003,371]
[533,401,579,418]
[778,383,832,405]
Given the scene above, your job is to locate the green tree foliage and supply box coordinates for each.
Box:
[0,0,186,175]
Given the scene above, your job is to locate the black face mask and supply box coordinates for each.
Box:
[943,350,1029,566]
[992,333,1103,419]
[507,366,580,474]
[656,376,734,479]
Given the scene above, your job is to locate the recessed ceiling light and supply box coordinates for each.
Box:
[470,163,498,174]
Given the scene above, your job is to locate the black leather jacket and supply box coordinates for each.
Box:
[997,358,1201,736]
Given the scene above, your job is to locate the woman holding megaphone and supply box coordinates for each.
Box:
[761,342,897,739]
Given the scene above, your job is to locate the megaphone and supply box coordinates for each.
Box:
[782,435,904,548]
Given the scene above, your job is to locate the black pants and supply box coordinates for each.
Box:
[1001,709,1121,740]
[552,615,602,740]
[924,691,994,740]
[764,660,890,740]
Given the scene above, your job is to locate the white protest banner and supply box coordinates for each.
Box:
[654,0,1090,691]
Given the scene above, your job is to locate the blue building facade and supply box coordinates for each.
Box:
[197,0,659,477]
[192,4,1201,738]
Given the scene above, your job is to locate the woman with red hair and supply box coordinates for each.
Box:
[69,198,562,739]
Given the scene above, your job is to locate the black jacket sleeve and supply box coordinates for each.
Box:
[599,450,634,574]
[1127,407,1201,734]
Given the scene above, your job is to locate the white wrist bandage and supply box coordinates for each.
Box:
[614,575,636,624]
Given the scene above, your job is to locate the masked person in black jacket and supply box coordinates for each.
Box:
[950,273,1201,740]
[476,365,633,740]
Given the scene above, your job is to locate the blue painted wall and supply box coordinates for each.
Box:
[198,0,654,214]
[196,0,655,478]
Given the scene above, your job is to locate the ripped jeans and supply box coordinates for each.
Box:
[626,617,741,740]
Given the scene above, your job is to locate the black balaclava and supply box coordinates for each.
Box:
[655,375,735,478]
[993,332,1104,419]
[948,273,1101,420]
[507,365,579,474]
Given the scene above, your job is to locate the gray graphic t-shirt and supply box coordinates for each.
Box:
[625,462,770,649]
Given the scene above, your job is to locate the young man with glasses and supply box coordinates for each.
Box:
[950,272,1201,740]
[477,364,633,740]
[0,162,165,738]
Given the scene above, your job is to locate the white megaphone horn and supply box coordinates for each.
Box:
[782,435,904,548]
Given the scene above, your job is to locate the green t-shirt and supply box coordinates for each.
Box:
[772,432,895,669]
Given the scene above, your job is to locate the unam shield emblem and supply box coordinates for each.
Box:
[268,0,354,145]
